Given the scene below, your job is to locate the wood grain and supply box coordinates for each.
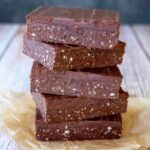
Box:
[0,24,18,59]
[0,25,33,92]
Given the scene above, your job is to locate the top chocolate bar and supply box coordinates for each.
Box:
[26,6,120,49]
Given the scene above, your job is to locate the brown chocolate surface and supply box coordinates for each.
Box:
[36,110,122,141]
[30,62,122,99]
[23,36,125,71]
[26,6,120,49]
[32,90,128,123]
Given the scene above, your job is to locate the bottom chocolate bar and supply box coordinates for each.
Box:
[36,110,122,141]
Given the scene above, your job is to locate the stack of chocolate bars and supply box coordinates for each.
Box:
[23,6,128,141]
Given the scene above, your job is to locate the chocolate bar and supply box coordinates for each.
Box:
[32,90,128,123]
[26,6,120,49]
[23,36,125,71]
[36,109,122,141]
[31,62,122,99]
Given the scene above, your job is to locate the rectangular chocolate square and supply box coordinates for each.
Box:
[23,36,125,71]
[32,90,128,123]
[26,6,120,49]
[36,109,122,141]
[30,62,122,99]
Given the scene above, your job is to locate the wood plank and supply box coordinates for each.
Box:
[0,24,19,59]
[120,25,150,97]
[133,25,150,59]
[0,25,33,92]
[0,132,18,150]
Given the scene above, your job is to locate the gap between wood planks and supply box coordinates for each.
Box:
[132,25,150,60]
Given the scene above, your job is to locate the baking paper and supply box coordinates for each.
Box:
[0,91,149,150]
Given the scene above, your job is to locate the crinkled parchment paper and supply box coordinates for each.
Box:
[0,91,149,150]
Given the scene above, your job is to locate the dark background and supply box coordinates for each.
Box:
[0,0,150,23]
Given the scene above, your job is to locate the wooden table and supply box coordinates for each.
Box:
[0,24,150,149]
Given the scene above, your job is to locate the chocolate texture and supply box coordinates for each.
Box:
[30,62,122,99]
[32,90,128,123]
[26,6,120,49]
[36,109,122,141]
[23,36,125,71]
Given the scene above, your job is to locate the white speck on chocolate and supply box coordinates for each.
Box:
[103,94,106,97]
[46,50,49,53]
[35,88,39,92]
[89,37,92,41]
[83,107,87,110]
[111,111,115,115]
[35,79,39,83]
[73,88,77,91]
[56,129,60,132]
[64,130,70,134]
[109,44,113,48]
[109,40,112,44]
[70,36,74,40]
[112,33,115,36]
[86,82,90,86]
[69,57,73,61]
[92,90,96,95]
[107,126,112,131]
[31,33,36,37]
[87,53,91,56]
[51,87,56,92]
[90,108,94,112]
[70,36,76,41]
[91,128,94,131]
[49,35,53,39]
[102,32,107,36]
[45,138,49,141]
[76,110,80,114]
[60,89,64,93]
[110,92,115,97]
[62,125,70,138]
[59,110,62,114]
[63,55,67,59]
[65,125,68,129]
[104,126,113,135]
[94,83,100,89]
[68,114,71,117]
[101,86,103,89]
[100,41,104,46]
[96,84,100,87]
[107,103,110,106]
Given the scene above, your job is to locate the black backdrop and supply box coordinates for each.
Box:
[0,0,150,23]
